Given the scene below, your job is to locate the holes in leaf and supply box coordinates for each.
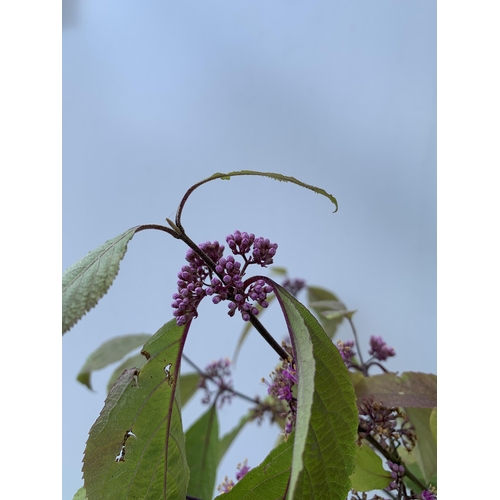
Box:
[114,429,137,463]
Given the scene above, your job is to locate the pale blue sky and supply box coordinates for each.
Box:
[63,1,436,498]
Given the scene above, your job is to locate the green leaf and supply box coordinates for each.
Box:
[106,352,200,405]
[72,486,87,500]
[176,171,338,229]
[397,446,433,492]
[233,295,276,364]
[178,372,201,408]
[83,319,190,500]
[405,407,437,485]
[77,334,152,390]
[349,445,392,491]
[270,266,289,276]
[185,404,219,500]
[215,435,295,499]
[106,353,148,393]
[306,286,352,340]
[429,407,437,442]
[351,372,437,408]
[245,279,357,499]
[191,171,338,211]
[218,413,252,464]
[62,227,141,334]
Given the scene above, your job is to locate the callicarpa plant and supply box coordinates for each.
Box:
[63,171,437,500]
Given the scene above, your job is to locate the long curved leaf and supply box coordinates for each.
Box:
[176,171,338,229]
[83,319,190,500]
[185,404,219,499]
[63,227,140,334]
[271,282,358,499]
[77,333,152,389]
[231,279,357,499]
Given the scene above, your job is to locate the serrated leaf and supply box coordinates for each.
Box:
[72,486,87,500]
[63,227,141,334]
[83,319,190,500]
[349,445,392,491]
[218,413,252,464]
[233,295,275,364]
[181,171,338,214]
[352,372,437,408]
[106,353,148,393]
[405,407,437,485]
[241,279,357,500]
[77,334,152,390]
[215,435,295,499]
[185,404,219,500]
[306,286,350,340]
[106,354,200,406]
[272,283,357,499]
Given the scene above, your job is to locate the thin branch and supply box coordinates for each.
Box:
[135,223,180,239]
[248,312,290,361]
[362,431,427,492]
[175,231,290,362]
[181,354,259,405]
[347,316,365,366]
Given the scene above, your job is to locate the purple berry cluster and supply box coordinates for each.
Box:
[358,396,416,452]
[262,351,298,440]
[336,339,356,367]
[235,459,250,481]
[282,277,306,297]
[172,231,278,326]
[369,335,396,361]
[198,358,234,408]
[387,461,405,491]
[217,459,251,494]
[420,489,437,500]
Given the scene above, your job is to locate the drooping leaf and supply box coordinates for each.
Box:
[318,302,357,320]
[233,295,276,364]
[77,334,152,390]
[270,266,289,276]
[349,444,392,491]
[106,353,148,393]
[83,319,190,500]
[218,413,252,464]
[175,171,338,230]
[352,372,437,408]
[405,407,437,485]
[306,286,352,340]
[240,279,357,500]
[63,227,140,334]
[185,404,219,500]
[215,434,295,499]
[72,486,87,500]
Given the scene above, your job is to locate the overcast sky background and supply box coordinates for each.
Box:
[62,1,436,498]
